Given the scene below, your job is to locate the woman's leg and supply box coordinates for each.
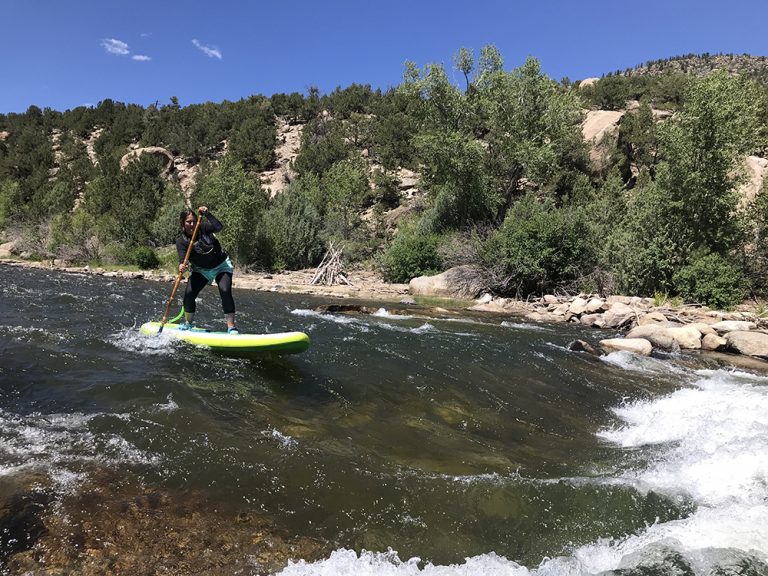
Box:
[216,272,236,329]
[183,272,208,323]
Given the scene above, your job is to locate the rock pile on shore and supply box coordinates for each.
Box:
[470,293,768,361]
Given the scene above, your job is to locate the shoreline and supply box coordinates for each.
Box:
[4,257,768,370]
[0,258,412,302]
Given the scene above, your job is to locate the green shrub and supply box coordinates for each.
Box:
[130,246,160,269]
[378,220,443,283]
[673,252,745,310]
[481,193,595,296]
[262,184,325,270]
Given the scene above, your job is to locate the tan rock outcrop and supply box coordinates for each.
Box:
[725,331,768,358]
[626,324,702,350]
[600,338,653,356]
[711,320,757,334]
[702,333,727,351]
[409,266,486,299]
[120,146,174,173]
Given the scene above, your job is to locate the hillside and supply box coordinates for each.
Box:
[1,49,767,309]
[621,53,768,83]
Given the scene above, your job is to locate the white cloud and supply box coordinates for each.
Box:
[192,39,222,60]
[132,55,151,62]
[101,38,130,55]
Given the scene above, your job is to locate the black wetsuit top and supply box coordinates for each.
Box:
[176,212,228,270]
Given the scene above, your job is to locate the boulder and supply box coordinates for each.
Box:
[580,313,605,328]
[725,331,768,359]
[701,333,728,351]
[0,241,16,258]
[625,325,679,351]
[602,302,636,329]
[688,322,717,336]
[637,311,669,325]
[542,294,559,305]
[665,326,703,349]
[569,340,599,355]
[626,324,702,350]
[551,303,570,316]
[475,293,493,305]
[585,298,607,314]
[600,338,653,356]
[409,266,486,299]
[606,295,632,306]
[568,297,589,315]
[711,320,757,334]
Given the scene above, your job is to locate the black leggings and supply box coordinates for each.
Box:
[183,272,235,315]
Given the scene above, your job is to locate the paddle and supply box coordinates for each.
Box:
[158,210,202,334]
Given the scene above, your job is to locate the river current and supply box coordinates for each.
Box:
[1,263,767,575]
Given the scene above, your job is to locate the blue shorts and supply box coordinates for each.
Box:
[191,257,234,285]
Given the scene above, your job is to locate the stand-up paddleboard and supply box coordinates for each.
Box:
[139,322,310,354]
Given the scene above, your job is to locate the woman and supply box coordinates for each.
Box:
[176,206,238,334]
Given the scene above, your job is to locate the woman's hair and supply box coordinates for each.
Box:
[179,209,197,228]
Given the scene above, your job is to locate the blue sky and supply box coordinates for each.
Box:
[3,0,767,113]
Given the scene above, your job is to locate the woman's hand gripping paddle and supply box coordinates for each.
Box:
[158,210,202,334]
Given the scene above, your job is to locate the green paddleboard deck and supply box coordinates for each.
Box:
[140,322,310,354]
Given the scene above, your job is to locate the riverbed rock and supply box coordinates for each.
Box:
[580,313,605,328]
[725,330,768,358]
[688,322,717,336]
[314,304,379,315]
[626,324,702,350]
[569,340,599,355]
[624,325,679,351]
[585,298,608,314]
[600,338,653,356]
[637,311,669,325]
[551,303,570,316]
[702,333,728,351]
[602,302,636,329]
[568,297,589,315]
[711,320,757,334]
[0,490,51,560]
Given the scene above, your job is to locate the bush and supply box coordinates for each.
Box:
[673,252,745,310]
[378,219,443,283]
[130,246,160,269]
[481,193,595,296]
[261,184,324,270]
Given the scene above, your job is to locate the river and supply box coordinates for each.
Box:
[1,263,766,575]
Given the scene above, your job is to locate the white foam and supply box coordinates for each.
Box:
[0,324,69,343]
[0,408,160,480]
[109,327,177,356]
[412,323,437,334]
[154,394,179,412]
[566,503,768,574]
[277,548,531,576]
[501,321,553,332]
[599,370,768,507]
[372,308,414,320]
[262,427,298,450]
[291,309,370,331]
[600,350,687,375]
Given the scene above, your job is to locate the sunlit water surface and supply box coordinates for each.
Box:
[1,264,767,575]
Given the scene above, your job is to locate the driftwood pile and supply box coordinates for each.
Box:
[311,243,351,286]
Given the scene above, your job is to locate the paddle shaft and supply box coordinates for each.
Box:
[159,211,202,331]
